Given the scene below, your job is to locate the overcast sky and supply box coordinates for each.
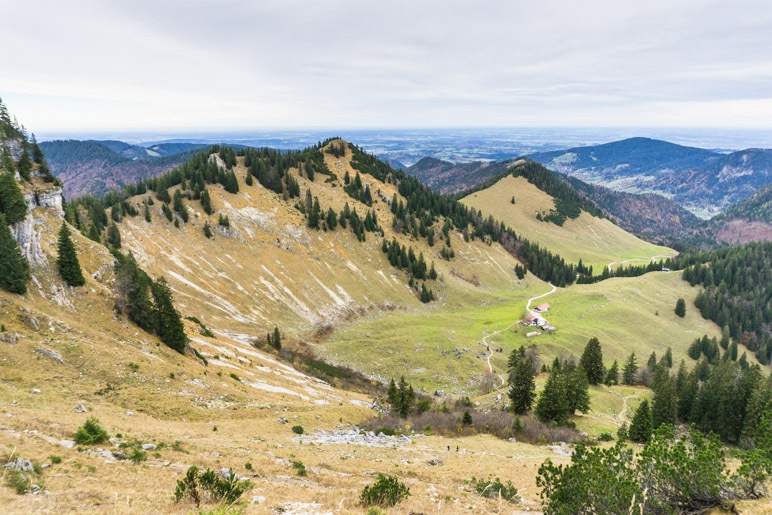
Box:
[2,0,772,132]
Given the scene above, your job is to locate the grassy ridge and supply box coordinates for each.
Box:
[462,175,674,271]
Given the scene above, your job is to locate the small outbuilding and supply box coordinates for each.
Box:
[533,303,551,313]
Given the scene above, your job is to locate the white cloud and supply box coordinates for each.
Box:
[2,0,772,131]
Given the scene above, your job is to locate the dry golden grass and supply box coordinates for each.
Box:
[462,175,674,271]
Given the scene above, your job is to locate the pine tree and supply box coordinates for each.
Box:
[16,149,32,181]
[507,346,536,414]
[0,213,30,294]
[151,277,187,354]
[106,222,121,248]
[200,188,213,215]
[0,172,28,225]
[622,352,639,385]
[395,376,415,418]
[387,378,399,408]
[535,366,569,426]
[651,376,677,429]
[57,222,85,286]
[565,363,591,415]
[272,326,281,350]
[579,337,605,385]
[114,252,155,333]
[605,360,619,386]
[629,399,652,443]
[675,298,686,318]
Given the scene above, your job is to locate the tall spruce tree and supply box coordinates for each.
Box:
[622,352,639,385]
[0,213,30,294]
[675,298,686,318]
[507,346,536,414]
[535,366,569,425]
[151,277,187,354]
[651,376,677,429]
[56,222,85,286]
[579,337,605,385]
[605,360,620,386]
[0,171,28,225]
[629,399,652,443]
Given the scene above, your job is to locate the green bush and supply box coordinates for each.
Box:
[128,449,147,463]
[291,460,307,477]
[174,465,251,507]
[537,424,763,514]
[7,470,33,494]
[244,462,252,470]
[468,475,519,502]
[73,417,110,445]
[49,455,62,464]
[291,425,304,435]
[360,473,410,507]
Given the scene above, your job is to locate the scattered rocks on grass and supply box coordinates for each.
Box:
[297,428,418,448]
[35,347,65,364]
[5,457,34,471]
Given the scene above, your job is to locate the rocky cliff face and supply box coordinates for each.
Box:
[11,187,64,266]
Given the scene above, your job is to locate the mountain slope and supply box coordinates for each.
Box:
[527,138,772,215]
[40,140,203,198]
[461,165,674,272]
[660,148,772,214]
[527,137,719,182]
[704,183,772,244]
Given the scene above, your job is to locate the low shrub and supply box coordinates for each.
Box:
[291,460,307,477]
[174,466,251,507]
[360,473,410,507]
[73,417,110,445]
[468,475,519,502]
[291,425,304,435]
[128,449,147,463]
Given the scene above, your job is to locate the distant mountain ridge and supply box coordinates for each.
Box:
[526,137,772,214]
[40,139,206,198]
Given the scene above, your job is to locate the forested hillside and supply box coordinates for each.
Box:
[677,242,772,365]
[40,139,202,198]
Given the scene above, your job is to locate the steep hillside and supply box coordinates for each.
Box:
[461,166,674,272]
[703,183,772,244]
[40,140,202,198]
[111,142,529,371]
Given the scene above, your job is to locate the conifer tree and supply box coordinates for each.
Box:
[565,363,591,415]
[507,346,536,414]
[622,352,639,385]
[0,213,30,294]
[535,366,569,425]
[200,188,213,215]
[0,172,28,225]
[629,399,652,443]
[651,376,677,429]
[106,222,121,248]
[272,326,281,350]
[151,277,187,354]
[579,337,604,384]
[16,149,32,181]
[605,360,619,386]
[675,298,686,318]
[57,222,85,286]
